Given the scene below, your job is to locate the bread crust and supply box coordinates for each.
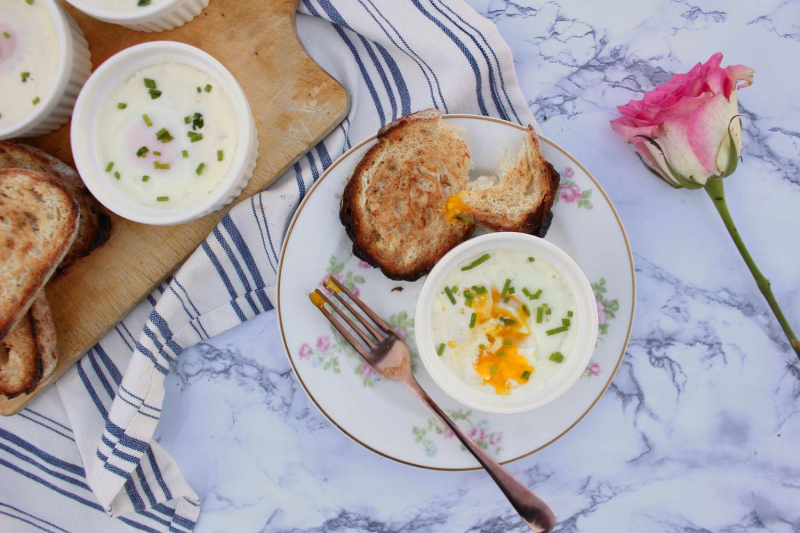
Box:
[0,142,111,272]
[0,169,79,339]
[30,295,57,381]
[0,308,43,398]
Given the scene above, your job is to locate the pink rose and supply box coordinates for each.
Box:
[360,363,376,378]
[488,433,503,446]
[611,53,753,186]
[315,335,331,353]
[596,300,608,325]
[298,343,311,360]
[357,261,373,269]
[442,427,455,439]
[564,166,575,178]
[587,362,601,376]
[468,427,486,442]
[559,183,581,203]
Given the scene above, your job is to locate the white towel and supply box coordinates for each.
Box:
[0,1,536,531]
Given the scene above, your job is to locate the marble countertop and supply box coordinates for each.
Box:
[155,1,800,531]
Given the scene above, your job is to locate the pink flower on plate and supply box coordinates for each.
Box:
[360,363,377,379]
[315,335,331,353]
[357,261,373,269]
[468,427,487,442]
[596,299,608,325]
[564,166,575,178]
[298,343,311,361]
[488,433,503,446]
[442,427,455,439]
[587,361,601,376]
[559,183,582,203]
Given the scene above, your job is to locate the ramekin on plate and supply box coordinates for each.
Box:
[64,0,210,32]
[415,232,599,415]
[71,41,258,226]
[0,0,91,140]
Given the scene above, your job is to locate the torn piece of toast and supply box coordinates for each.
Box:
[0,295,57,398]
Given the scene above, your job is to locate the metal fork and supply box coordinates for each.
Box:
[309,277,557,533]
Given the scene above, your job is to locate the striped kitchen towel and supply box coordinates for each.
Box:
[0,1,537,531]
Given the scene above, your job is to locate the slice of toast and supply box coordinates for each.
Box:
[340,109,474,281]
[0,142,111,272]
[0,295,57,398]
[447,125,560,235]
[0,169,79,340]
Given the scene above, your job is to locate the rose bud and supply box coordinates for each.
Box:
[610,52,754,188]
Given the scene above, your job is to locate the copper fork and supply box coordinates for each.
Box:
[309,277,557,533]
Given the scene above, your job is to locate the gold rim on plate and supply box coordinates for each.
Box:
[276,114,636,471]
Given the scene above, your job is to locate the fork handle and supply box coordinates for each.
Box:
[404,378,556,532]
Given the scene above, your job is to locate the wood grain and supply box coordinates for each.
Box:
[0,0,349,415]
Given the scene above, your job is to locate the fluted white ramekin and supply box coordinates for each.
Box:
[64,0,210,33]
[71,41,258,226]
[0,0,92,140]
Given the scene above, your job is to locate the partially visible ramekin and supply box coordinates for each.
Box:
[64,0,210,33]
[0,0,92,140]
[71,41,258,226]
[415,233,599,414]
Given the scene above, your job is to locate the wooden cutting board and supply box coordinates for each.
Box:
[0,0,348,415]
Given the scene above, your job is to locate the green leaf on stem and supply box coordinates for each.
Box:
[635,153,681,189]
[635,135,703,190]
[721,115,740,178]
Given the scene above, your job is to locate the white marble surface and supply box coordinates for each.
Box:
[154,1,800,531]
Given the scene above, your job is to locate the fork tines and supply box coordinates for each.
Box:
[309,276,392,358]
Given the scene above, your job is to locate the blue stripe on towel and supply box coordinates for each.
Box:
[18,415,75,442]
[212,228,260,315]
[202,241,247,322]
[0,503,70,533]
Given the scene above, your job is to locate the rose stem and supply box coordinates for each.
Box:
[705,178,800,359]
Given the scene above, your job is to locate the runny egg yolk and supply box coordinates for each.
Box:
[470,289,534,394]
[444,192,473,225]
[324,277,341,294]
[309,292,326,308]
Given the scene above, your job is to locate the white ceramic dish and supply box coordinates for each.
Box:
[71,41,258,226]
[64,0,210,33]
[278,115,635,470]
[0,0,91,140]
[416,233,598,415]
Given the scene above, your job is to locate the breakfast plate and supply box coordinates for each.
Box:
[278,115,635,470]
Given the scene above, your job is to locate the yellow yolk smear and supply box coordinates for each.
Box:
[470,288,534,394]
[324,277,341,294]
[309,292,326,308]
[444,192,473,225]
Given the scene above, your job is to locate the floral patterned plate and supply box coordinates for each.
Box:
[277,115,635,470]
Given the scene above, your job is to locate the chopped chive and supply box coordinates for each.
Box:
[153,161,170,170]
[520,370,531,381]
[21,72,30,83]
[143,78,156,89]
[536,306,543,324]
[469,313,477,328]
[156,196,169,202]
[528,257,535,262]
[117,102,127,109]
[471,285,487,295]
[141,175,150,182]
[549,352,564,363]
[451,286,458,293]
[196,87,201,93]
[204,84,212,93]
[444,286,456,305]
[187,131,204,143]
[546,325,569,336]
[181,150,189,159]
[497,351,505,357]
[184,115,191,124]
[152,151,161,156]
[196,162,206,175]
[25,0,33,4]
[501,278,512,298]
[545,306,552,316]
[437,343,445,356]
[490,364,498,375]
[521,288,531,298]
[2,32,9,39]
[156,127,174,142]
[217,150,224,162]
[136,146,149,158]
[532,289,542,300]
[142,114,152,127]
[192,113,204,130]
[499,317,516,326]
[522,304,530,316]
[567,310,573,317]
[562,318,571,326]
[138,0,151,5]
[455,213,474,225]
[502,339,512,346]
[148,89,162,99]
[32,96,39,105]
[461,253,490,271]
[105,162,114,172]
[114,171,120,180]
[464,294,474,308]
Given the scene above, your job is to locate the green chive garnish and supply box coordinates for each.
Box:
[546,325,569,336]
[522,304,530,316]
[536,306,543,324]
[192,113,204,130]
[217,150,224,162]
[148,89,161,99]
[545,306,552,316]
[531,289,542,299]
[25,0,33,4]
[490,364,498,375]
[184,116,191,124]
[114,171,120,180]
[437,343,445,356]
[196,162,205,175]
[451,286,458,293]
[181,150,189,158]
[32,96,39,105]
[501,279,512,298]
[471,285,487,295]
[136,146,149,158]
[153,161,170,170]
[497,351,505,357]
[549,352,564,363]
[204,84,212,93]
[105,162,114,172]
[521,288,531,298]
[567,310,573,317]
[562,318,571,326]
[528,257,535,262]
[196,87,201,93]
[2,32,10,39]
[153,151,161,156]
[187,132,203,143]
[143,114,152,127]
[461,253,490,271]
[455,213,474,225]
[157,196,169,202]
[444,286,456,305]
[502,339,512,346]
[142,175,150,182]
[143,78,156,89]
[499,317,516,326]
[156,128,174,143]
[117,102,127,109]
[21,72,30,83]
[138,0,151,5]
[521,370,531,381]
[469,313,477,328]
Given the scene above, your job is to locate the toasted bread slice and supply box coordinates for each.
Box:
[0,169,79,339]
[0,295,57,398]
[447,125,560,236]
[340,109,474,281]
[0,142,111,272]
